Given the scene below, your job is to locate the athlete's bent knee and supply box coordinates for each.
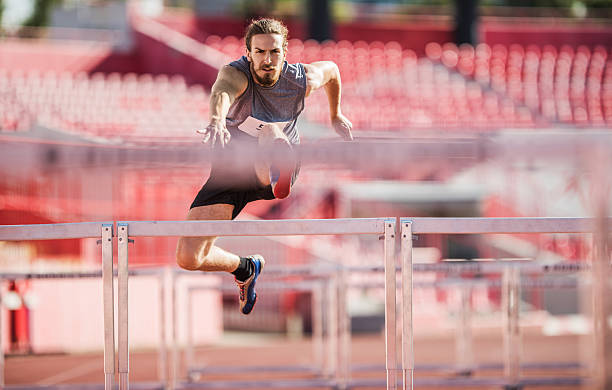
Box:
[176,238,199,270]
[176,247,199,271]
[175,237,214,271]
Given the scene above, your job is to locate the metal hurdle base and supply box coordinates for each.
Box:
[172,376,586,389]
[176,378,339,389]
[353,361,583,373]
[5,382,165,390]
[188,365,322,381]
[349,376,584,388]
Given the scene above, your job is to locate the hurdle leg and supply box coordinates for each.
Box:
[186,286,194,381]
[312,280,324,375]
[589,150,612,390]
[158,268,168,387]
[502,266,521,390]
[455,283,474,376]
[171,269,179,390]
[0,283,4,388]
[384,220,398,390]
[118,223,130,390]
[102,223,115,390]
[400,221,413,390]
[589,214,612,388]
[328,274,339,381]
[322,274,336,378]
[338,265,351,389]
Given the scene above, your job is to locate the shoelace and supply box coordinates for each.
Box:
[240,285,246,301]
[237,280,247,301]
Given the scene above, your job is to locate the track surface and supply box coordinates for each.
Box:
[6,331,585,389]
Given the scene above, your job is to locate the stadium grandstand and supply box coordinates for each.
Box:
[1,1,612,389]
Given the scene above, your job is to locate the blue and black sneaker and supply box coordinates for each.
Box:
[235,255,265,315]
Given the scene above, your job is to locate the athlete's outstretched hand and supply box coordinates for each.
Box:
[331,113,353,141]
[197,121,231,147]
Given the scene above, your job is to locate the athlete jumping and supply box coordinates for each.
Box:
[176,18,353,315]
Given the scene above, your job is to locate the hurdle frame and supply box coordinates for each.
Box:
[183,279,329,383]
[117,218,397,390]
[1,217,608,389]
[401,217,607,390]
[0,222,114,390]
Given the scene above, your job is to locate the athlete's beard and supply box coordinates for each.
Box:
[251,63,279,87]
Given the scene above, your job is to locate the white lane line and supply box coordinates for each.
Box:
[36,358,102,385]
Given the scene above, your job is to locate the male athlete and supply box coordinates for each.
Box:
[176,18,353,315]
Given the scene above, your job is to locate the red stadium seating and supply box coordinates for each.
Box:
[426,41,612,128]
[3,37,611,138]
[294,39,538,131]
[0,69,209,143]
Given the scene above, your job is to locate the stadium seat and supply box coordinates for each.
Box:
[3,38,611,137]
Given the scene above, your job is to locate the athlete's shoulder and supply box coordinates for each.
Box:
[217,64,248,83]
[281,61,306,89]
[228,56,250,74]
[213,64,248,97]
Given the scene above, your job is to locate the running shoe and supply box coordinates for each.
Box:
[235,255,265,315]
[270,139,294,199]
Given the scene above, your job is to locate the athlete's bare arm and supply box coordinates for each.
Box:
[197,65,249,147]
[304,61,353,141]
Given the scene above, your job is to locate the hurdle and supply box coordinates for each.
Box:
[400,217,607,390]
[117,218,397,390]
[3,217,606,389]
[416,260,589,377]
[183,279,330,383]
[0,222,114,390]
[347,261,588,372]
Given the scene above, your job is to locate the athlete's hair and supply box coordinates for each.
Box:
[244,18,289,52]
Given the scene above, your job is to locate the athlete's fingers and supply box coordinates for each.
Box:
[196,128,211,144]
[202,132,211,144]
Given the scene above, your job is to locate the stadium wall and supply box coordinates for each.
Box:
[130,14,224,87]
[155,11,612,54]
[482,21,612,47]
[0,40,114,74]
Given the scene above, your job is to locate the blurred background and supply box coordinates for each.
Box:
[1,0,611,388]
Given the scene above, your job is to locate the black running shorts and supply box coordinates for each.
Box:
[189,140,300,220]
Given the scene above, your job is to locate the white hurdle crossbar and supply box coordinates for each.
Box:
[0,222,114,390]
[117,218,397,390]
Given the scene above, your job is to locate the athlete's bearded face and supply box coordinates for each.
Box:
[247,34,286,87]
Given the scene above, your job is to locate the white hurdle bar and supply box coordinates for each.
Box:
[401,217,606,390]
[117,218,396,390]
[0,222,114,390]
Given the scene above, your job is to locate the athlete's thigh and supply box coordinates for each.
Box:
[178,204,235,253]
[187,203,234,221]
[254,123,294,185]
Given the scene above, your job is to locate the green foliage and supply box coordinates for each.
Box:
[485,0,612,6]
[361,0,612,5]
[22,0,63,28]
